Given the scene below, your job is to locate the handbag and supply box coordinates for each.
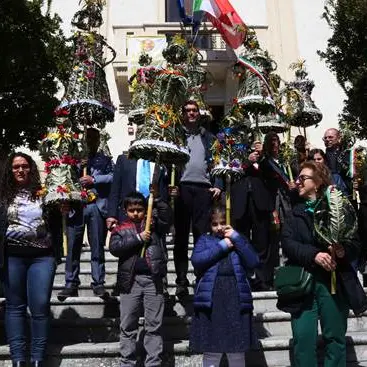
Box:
[274,265,314,300]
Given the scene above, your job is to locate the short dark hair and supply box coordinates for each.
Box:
[182,100,200,115]
[123,191,147,210]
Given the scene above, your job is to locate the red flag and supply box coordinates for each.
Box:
[194,0,246,49]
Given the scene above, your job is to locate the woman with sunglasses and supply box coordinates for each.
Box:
[0,152,58,367]
[281,160,361,367]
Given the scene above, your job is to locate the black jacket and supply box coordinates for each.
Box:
[109,199,172,293]
[281,202,366,315]
[231,162,277,219]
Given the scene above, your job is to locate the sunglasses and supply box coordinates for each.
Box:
[296,175,313,184]
[12,164,30,171]
[184,108,199,113]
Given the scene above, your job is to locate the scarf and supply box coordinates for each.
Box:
[305,198,318,214]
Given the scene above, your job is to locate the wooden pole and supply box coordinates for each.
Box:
[140,193,154,257]
[330,247,336,294]
[287,128,294,183]
[170,164,176,211]
[62,213,68,257]
[83,123,88,177]
[287,164,294,182]
[331,270,337,295]
[226,174,231,225]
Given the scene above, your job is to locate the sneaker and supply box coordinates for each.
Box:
[57,287,78,300]
[175,285,189,298]
[93,285,109,298]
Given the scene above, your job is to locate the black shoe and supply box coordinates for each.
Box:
[175,285,189,298]
[57,287,78,300]
[93,285,109,298]
[31,362,43,367]
[12,362,26,367]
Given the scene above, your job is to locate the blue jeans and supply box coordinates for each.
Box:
[3,256,56,362]
[65,203,106,288]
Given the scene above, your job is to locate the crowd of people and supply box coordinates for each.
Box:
[0,100,366,366]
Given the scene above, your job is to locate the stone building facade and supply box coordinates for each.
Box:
[50,0,345,160]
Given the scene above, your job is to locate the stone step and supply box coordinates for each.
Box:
[55,261,193,274]
[50,280,197,298]
[43,289,279,313]
[0,291,279,320]
[53,267,195,284]
[60,251,189,262]
[0,334,366,366]
[0,311,365,345]
[46,290,279,314]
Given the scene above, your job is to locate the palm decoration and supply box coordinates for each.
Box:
[314,186,358,293]
[128,35,190,165]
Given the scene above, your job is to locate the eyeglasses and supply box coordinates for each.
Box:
[296,175,313,184]
[184,108,199,113]
[322,135,336,141]
[12,164,30,171]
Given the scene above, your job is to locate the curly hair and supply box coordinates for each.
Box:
[0,152,41,205]
[300,160,332,196]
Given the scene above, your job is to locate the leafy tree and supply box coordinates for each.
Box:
[318,0,367,138]
[0,0,71,158]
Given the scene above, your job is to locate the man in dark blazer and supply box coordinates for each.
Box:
[231,146,277,291]
[232,134,295,290]
[106,154,168,229]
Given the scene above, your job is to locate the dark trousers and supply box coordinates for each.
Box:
[174,183,212,285]
[358,203,367,274]
[291,280,349,367]
[234,196,277,287]
[65,203,107,288]
[3,256,56,362]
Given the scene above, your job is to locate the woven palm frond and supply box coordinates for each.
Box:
[314,186,358,247]
[327,186,344,244]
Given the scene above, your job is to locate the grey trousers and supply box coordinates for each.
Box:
[119,274,164,367]
[202,353,246,367]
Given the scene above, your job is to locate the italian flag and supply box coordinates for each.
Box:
[193,0,246,49]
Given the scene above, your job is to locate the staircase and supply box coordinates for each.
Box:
[1,236,367,367]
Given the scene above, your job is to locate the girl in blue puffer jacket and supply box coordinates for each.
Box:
[190,204,259,367]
